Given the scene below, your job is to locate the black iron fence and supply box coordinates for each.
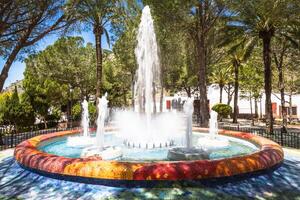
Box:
[0,127,80,151]
[219,125,300,149]
[1,124,300,151]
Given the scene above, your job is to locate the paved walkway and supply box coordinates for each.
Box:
[0,148,299,200]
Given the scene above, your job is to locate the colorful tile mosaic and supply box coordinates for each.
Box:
[14,128,284,183]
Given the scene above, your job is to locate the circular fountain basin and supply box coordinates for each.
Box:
[81,146,123,160]
[14,127,284,183]
[197,135,230,151]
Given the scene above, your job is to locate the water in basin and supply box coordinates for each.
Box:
[38,131,258,161]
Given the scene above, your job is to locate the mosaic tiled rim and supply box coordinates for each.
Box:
[14,127,284,181]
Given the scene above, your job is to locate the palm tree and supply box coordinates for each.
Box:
[227,0,300,132]
[229,38,256,123]
[67,0,117,101]
[209,65,232,103]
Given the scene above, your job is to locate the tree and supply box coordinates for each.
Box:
[228,0,300,132]
[210,64,232,103]
[102,51,132,107]
[67,0,119,101]
[1,87,35,131]
[239,60,264,125]
[0,0,74,91]
[112,3,140,109]
[23,37,97,126]
[191,0,227,127]
[273,26,299,126]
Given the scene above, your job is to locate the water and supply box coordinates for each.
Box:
[184,97,194,149]
[115,6,182,147]
[38,132,258,161]
[81,99,89,137]
[96,93,108,149]
[209,110,218,137]
[135,5,161,125]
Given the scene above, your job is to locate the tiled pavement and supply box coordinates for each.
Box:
[0,148,299,200]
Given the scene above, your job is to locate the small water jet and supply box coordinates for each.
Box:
[66,99,94,147]
[197,110,229,151]
[168,97,210,160]
[82,99,89,137]
[81,94,122,160]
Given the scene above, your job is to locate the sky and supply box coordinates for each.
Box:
[0,31,110,89]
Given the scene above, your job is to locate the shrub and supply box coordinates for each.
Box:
[212,103,232,119]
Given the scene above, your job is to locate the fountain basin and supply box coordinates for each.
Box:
[66,136,95,147]
[81,146,122,160]
[14,127,284,183]
[197,136,230,151]
[167,147,210,160]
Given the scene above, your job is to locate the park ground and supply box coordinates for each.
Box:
[0,146,300,200]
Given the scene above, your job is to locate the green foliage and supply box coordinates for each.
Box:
[71,102,97,124]
[212,104,232,119]
[71,103,82,121]
[0,92,11,124]
[88,102,97,124]
[0,87,35,131]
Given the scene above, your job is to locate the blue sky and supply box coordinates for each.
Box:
[0,31,110,89]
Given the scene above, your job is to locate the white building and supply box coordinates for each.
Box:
[164,86,300,120]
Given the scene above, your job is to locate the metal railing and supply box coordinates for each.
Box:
[1,124,299,151]
[218,125,300,149]
[0,127,80,151]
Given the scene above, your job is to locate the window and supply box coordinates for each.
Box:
[278,106,297,117]
[292,106,297,115]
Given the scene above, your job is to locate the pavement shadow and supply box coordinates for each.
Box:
[0,156,299,200]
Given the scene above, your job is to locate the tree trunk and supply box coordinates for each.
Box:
[94,25,103,103]
[123,89,127,106]
[185,87,192,98]
[289,93,292,122]
[0,129,4,145]
[219,85,223,103]
[279,67,287,126]
[233,61,239,123]
[273,42,287,127]
[260,29,274,133]
[0,45,22,91]
[250,93,254,126]
[131,75,135,111]
[227,84,233,105]
[159,86,164,112]
[260,97,263,119]
[254,97,258,118]
[197,33,209,127]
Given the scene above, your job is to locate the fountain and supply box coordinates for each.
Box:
[66,99,94,147]
[197,86,229,150]
[118,5,181,148]
[168,97,210,160]
[14,5,284,185]
[82,99,89,137]
[81,94,122,160]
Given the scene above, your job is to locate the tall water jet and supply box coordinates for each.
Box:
[116,5,183,148]
[184,97,194,149]
[82,99,89,137]
[96,93,108,149]
[135,5,161,127]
